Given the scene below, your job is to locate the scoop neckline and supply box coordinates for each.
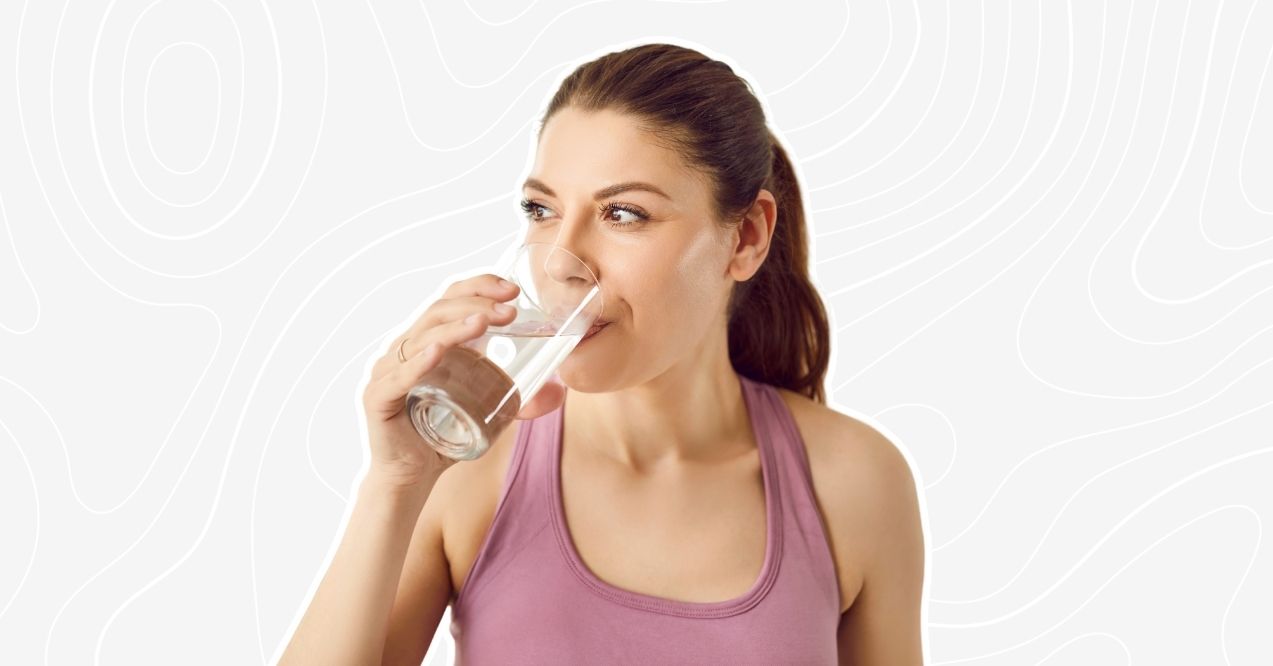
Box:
[547,372,784,618]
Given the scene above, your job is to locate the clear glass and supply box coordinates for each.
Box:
[405,242,604,461]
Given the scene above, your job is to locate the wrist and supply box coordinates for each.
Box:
[361,466,443,501]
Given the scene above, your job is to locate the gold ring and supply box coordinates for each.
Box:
[396,337,410,363]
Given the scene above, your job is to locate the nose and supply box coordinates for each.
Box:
[542,245,602,308]
[520,206,604,316]
[545,212,596,274]
[530,243,604,325]
[542,244,593,285]
[535,213,599,285]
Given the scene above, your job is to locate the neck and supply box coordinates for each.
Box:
[563,330,753,472]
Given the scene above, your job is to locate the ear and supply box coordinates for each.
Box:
[727,188,778,282]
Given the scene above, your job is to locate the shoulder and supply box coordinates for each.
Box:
[772,386,918,518]
[774,387,908,469]
[773,387,924,614]
[426,417,524,595]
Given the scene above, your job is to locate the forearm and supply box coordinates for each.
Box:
[279,470,440,665]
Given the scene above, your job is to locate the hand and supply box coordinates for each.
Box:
[360,273,566,484]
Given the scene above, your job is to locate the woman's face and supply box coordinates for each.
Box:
[521,107,738,392]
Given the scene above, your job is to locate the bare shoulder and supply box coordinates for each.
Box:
[773,387,923,614]
[422,419,522,602]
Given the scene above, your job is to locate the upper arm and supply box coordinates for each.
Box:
[380,471,457,666]
[834,427,926,665]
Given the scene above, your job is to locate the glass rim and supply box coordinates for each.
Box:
[515,241,600,282]
[506,241,605,324]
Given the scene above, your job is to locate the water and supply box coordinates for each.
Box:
[406,320,587,461]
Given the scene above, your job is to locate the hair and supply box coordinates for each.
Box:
[539,43,831,404]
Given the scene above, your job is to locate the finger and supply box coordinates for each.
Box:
[363,341,448,420]
[378,299,517,380]
[366,313,493,414]
[384,286,520,362]
[393,300,514,363]
[373,309,490,384]
[442,273,519,301]
[417,295,519,333]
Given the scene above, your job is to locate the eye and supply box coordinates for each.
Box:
[597,202,649,229]
[519,198,554,222]
[518,198,650,230]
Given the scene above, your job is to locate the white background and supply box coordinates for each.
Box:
[2,1,1271,664]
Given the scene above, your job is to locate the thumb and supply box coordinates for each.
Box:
[515,376,566,420]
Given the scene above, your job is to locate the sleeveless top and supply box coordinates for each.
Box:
[447,372,842,664]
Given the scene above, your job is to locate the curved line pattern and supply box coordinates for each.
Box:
[3,1,1270,664]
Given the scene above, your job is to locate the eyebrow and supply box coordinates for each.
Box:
[522,178,671,201]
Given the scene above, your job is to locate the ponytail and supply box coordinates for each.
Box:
[726,136,830,403]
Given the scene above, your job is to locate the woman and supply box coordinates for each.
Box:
[281,43,925,665]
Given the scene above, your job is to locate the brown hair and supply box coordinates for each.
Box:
[540,43,830,403]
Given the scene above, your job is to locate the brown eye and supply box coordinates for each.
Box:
[598,202,649,229]
[518,198,649,229]
[519,199,552,222]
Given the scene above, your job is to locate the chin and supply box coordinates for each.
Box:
[557,343,622,393]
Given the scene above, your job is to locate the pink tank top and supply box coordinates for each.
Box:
[448,373,842,664]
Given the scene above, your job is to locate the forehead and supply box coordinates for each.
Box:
[531,107,707,201]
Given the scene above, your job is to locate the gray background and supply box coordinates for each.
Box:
[2,1,1271,664]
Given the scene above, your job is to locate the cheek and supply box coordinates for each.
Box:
[604,232,729,332]
[672,231,730,315]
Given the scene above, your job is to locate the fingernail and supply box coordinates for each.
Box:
[493,303,514,315]
[499,278,515,289]
[465,313,484,324]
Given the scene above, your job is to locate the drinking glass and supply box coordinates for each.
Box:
[405,242,605,461]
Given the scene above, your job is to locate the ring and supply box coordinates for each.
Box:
[397,337,410,363]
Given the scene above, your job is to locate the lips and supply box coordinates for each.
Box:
[582,321,610,341]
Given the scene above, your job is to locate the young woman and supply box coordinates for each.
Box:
[281,43,925,665]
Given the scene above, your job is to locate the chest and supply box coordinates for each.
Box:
[445,401,863,614]
[559,446,769,603]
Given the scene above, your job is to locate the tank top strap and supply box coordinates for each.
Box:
[738,374,820,507]
[451,412,556,615]
[737,374,841,610]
